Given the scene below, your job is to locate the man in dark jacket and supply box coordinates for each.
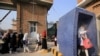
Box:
[18,32,24,48]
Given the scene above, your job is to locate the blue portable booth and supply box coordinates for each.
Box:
[57,7,98,56]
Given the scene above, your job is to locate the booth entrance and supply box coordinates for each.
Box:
[77,12,93,56]
[77,12,93,28]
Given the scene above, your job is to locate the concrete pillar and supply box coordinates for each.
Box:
[96,17,100,55]
[17,3,22,33]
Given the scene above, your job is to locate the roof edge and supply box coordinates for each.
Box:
[77,0,92,7]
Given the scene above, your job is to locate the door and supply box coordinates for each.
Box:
[30,22,37,39]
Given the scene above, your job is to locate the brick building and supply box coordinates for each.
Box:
[0,0,53,37]
[77,0,100,55]
[16,0,53,35]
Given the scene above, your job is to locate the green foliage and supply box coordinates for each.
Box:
[47,23,57,38]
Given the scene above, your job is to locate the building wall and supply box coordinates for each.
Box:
[17,3,47,34]
[77,0,82,3]
[0,0,12,4]
[34,5,47,33]
[85,1,100,16]
[77,0,100,15]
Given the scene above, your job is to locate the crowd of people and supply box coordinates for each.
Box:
[0,29,24,54]
[0,29,48,54]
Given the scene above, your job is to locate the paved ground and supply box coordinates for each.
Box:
[0,42,54,56]
[0,52,53,56]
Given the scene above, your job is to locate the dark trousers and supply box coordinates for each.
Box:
[42,38,47,49]
[78,46,86,56]
[18,40,23,48]
[1,43,9,54]
[54,41,57,46]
